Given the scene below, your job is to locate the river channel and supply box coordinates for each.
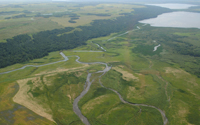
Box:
[71,28,168,125]
[0,27,168,125]
[72,53,168,125]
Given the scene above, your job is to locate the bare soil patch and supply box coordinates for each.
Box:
[13,78,54,122]
[165,67,190,77]
[35,64,89,76]
[176,104,192,125]
[113,67,139,81]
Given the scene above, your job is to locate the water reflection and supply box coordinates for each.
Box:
[139,11,200,29]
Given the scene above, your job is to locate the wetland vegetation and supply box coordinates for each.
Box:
[0,1,200,125]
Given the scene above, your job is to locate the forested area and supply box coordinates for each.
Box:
[35,12,80,18]
[158,34,200,77]
[5,14,28,19]
[0,11,21,15]
[0,6,171,68]
[86,13,111,16]
[157,34,200,57]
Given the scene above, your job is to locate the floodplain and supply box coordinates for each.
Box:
[0,2,200,125]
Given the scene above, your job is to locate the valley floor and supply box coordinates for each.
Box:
[0,24,200,125]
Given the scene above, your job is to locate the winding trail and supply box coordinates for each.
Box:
[0,26,169,125]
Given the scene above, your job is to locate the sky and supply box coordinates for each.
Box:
[0,0,198,4]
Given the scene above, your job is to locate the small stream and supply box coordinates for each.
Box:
[0,27,169,125]
[70,32,168,124]
[72,55,111,125]
[98,68,168,125]
[70,52,168,125]
[107,29,138,41]
[0,52,68,75]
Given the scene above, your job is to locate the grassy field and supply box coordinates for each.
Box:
[0,17,63,40]
[0,3,144,41]
[49,15,113,27]
[0,2,200,125]
[77,24,200,125]
[77,3,144,15]
[0,50,96,124]
[1,24,200,124]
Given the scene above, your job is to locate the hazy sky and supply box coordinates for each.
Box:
[0,0,197,4]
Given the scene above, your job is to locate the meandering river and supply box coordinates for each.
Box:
[0,27,168,125]
[0,53,68,75]
[70,52,168,125]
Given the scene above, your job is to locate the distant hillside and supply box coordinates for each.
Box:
[0,6,171,68]
[70,0,200,4]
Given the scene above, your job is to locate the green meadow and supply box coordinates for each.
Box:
[0,2,144,41]
[0,2,200,125]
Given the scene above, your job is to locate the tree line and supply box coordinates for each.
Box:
[0,6,171,68]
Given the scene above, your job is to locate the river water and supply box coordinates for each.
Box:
[98,69,168,125]
[71,46,168,125]
[0,27,169,125]
[0,52,68,75]
[153,44,161,52]
[72,55,111,125]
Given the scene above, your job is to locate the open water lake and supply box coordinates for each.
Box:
[139,4,200,29]
[139,11,200,29]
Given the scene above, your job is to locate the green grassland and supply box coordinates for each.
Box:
[0,2,200,125]
[0,7,24,12]
[0,52,98,124]
[79,80,163,125]
[1,24,200,124]
[0,2,144,41]
[77,25,200,125]
[0,51,63,74]
[0,17,63,41]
